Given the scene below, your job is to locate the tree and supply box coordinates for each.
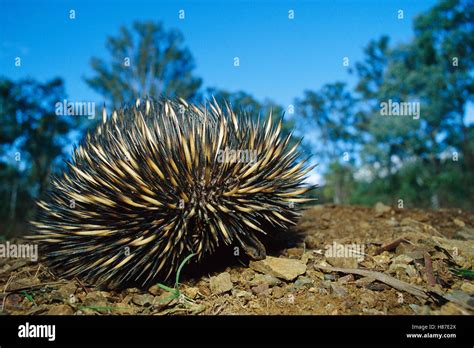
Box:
[0,77,76,236]
[349,0,474,208]
[86,21,202,108]
[296,82,357,204]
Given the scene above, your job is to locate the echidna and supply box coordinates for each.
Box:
[29,98,314,287]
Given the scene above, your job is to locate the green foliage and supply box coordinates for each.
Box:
[85,21,202,108]
[0,77,78,236]
[298,0,474,209]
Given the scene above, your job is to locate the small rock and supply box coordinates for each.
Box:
[294,276,313,288]
[454,227,474,240]
[46,304,74,315]
[240,268,255,282]
[359,292,376,307]
[56,282,77,298]
[272,286,285,299]
[337,274,354,284]
[234,289,252,299]
[391,254,413,264]
[374,202,391,216]
[249,274,281,287]
[330,284,348,297]
[251,283,270,296]
[84,291,111,306]
[248,300,261,309]
[125,288,141,294]
[444,290,474,310]
[326,257,358,269]
[249,256,306,281]
[209,272,233,294]
[453,218,465,227]
[301,252,314,265]
[409,304,421,314]
[287,248,304,258]
[366,282,390,291]
[373,253,391,265]
[114,304,136,315]
[198,285,211,297]
[152,292,175,309]
[405,265,418,277]
[148,284,164,296]
[438,302,465,315]
[321,212,331,221]
[324,274,336,281]
[460,282,474,294]
[355,277,375,287]
[132,294,155,307]
[183,287,200,299]
[389,263,408,273]
[386,218,399,227]
[304,235,319,249]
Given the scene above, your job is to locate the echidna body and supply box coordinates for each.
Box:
[30,98,314,287]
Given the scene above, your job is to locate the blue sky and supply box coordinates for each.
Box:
[4,0,469,184]
[1,0,439,108]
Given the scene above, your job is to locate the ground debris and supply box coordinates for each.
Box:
[1,205,473,315]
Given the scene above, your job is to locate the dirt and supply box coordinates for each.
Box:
[1,204,473,315]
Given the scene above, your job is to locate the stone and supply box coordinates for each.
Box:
[386,218,399,227]
[294,276,313,287]
[152,292,175,309]
[355,277,375,287]
[56,282,77,299]
[148,284,164,296]
[460,282,474,294]
[46,304,74,315]
[326,257,358,269]
[249,273,281,287]
[324,274,336,281]
[330,284,348,297]
[209,272,233,294]
[132,294,155,307]
[234,290,252,299]
[287,247,305,258]
[240,268,255,283]
[249,256,306,281]
[83,291,111,306]
[374,202,391,216]
[337,274,354,284]
[304,235,319,249]
[251,283,270,296]
[454,227,474,240]
[183,287,200,299]
[392,254,413,264]
[453,218,465,227]
[272,286,285,299]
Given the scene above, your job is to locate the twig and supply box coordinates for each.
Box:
[74,277,90,294]
[424,253,436,286]
[3,280,68,294]
[374,238,408,255]
[315,264,429,300]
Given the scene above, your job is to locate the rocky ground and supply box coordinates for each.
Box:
[1,204,473,315]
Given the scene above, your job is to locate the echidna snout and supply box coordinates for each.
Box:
[29,98,314,288]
